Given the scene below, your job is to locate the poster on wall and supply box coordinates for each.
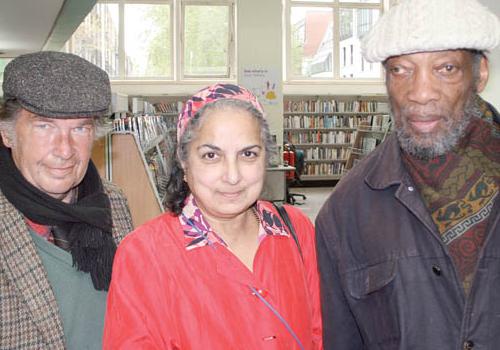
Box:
[240,67,281,106]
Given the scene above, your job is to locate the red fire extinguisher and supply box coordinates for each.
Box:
[283,148,296,180]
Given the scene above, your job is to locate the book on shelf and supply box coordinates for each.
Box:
[144,147,169,204]
[344,118,393,173]
[305,147,348,161]
[284,99,379,114]
[112,114,174,151]
[361,137,380,153]
[285,130,354,145]
[304,162,345,176]
[153,101,181,114]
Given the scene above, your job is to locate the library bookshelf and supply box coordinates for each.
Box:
[283,95,389,181]
[92,97,186,227]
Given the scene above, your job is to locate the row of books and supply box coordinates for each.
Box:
[360,137,382,153]
[153,101,183,114]
[144,148,169,203]
[112,114,174,151]
[305,147,349,161]
[285,99,380,113]
[284,114,382,129]
[304,162,345,176]
[368,114,392,131]
[285,130,354,145]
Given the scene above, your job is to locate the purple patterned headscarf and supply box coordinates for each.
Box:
[177,83,264,143]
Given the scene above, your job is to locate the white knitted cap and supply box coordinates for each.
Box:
[361,0,500,63]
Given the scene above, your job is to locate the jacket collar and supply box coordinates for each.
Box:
[364,133,410,190]
[0,190,65,348]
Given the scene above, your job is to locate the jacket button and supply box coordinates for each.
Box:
[257,289,269,297]
[432,265,441,276]
[463,340,474,349]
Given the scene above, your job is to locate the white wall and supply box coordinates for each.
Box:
[480,0,500,109]
[237,0,283,145]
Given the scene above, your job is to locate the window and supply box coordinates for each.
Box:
[66,0,235,80]
[125,3,171,77]
[182,4,231,78]
[285,0,383,80]
[65,3,119,77]
[0,58,13,82]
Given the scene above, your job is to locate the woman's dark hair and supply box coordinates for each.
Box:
[165,98,277,215]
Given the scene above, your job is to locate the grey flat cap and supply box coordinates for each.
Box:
[2,51,111,118]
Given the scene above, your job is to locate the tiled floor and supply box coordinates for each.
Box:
[288,186,335,222]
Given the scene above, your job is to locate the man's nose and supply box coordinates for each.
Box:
[407,69,440,105]
[53,131,74,160]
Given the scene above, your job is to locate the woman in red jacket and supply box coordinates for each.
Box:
[103,84,322,349]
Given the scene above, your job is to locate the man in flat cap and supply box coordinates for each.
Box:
[315,0,500,348]
[0,51,133,349]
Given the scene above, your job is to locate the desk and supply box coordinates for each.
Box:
[261,165,295,202]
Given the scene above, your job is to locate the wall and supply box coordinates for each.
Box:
[237,0,283,145]
[480,0,500,109]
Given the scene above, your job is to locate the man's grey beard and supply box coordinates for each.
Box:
[393,94,482,160]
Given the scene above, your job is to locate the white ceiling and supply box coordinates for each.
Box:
[0,0,65,57]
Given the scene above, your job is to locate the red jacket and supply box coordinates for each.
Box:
[104,201,322,349]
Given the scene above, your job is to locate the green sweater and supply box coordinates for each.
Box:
[30,230,108,350]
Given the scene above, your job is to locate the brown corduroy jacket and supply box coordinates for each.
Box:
[0,180,134,349]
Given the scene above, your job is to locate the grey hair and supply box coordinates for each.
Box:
[0,99,22,144]
[93,117,112,139]
[165,98,277,215]
[471,50,486,89]
[0,98,111,143]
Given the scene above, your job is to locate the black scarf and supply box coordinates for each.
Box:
[0,144,116,291]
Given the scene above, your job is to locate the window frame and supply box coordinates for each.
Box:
[67,0,235,81]
[180,0,235,80]
[284,0,386,82]
[122,0,174,79]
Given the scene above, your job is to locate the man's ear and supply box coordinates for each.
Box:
[475,56,489,93]
[0,130,13,148]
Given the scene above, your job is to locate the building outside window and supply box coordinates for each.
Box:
[65,0,235,81]
[285,0,383,80]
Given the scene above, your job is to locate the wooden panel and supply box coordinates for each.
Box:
[91,137,106,178]
[110,134,162,227]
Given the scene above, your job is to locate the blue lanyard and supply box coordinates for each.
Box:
[248,285,306,350]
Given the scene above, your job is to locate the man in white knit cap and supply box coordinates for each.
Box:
[316,0,500,348]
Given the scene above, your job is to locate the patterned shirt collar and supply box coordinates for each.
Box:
[179,194,289,251]
[25,218,53,242]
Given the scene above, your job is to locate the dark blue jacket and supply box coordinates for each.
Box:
[316,119,500,349]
